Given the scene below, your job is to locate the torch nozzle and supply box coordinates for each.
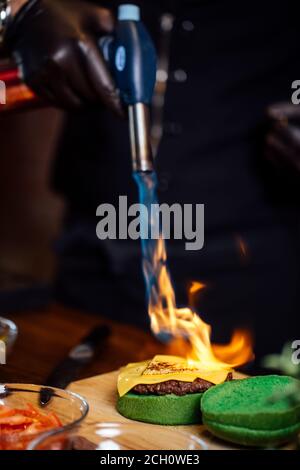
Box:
[129,103,154,172]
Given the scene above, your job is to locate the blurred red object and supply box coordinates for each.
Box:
[0,59,40,112]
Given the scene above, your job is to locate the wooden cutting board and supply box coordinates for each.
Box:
[68,370,245,450]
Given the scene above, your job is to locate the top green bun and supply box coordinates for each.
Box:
[201,375,300,447]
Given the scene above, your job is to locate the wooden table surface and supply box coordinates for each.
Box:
[0,303,170,384]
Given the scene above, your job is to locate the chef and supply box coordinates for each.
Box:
[1,0,299,362]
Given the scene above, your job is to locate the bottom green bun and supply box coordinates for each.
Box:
[117,392,203,425]
[201,375,300,447]
[203,420,300,447]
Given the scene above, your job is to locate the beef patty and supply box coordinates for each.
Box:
[132,372,233,396]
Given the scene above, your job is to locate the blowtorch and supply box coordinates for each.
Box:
[100,4,157,173]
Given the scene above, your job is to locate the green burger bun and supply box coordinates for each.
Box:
[117,391,203,425]
[201,375,300,447]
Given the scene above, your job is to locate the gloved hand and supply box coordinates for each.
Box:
[4,0,123,113]
[266,103,300,175]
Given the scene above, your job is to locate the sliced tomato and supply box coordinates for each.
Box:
[0,415,33,426]
[0,406,16,418]
[47,412,62,427]
[0,403,62,444]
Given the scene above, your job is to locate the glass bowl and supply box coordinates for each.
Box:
[0,383,89,450]
[28,422,208,450]
[0,316,18,357]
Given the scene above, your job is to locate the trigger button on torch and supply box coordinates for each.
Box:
[115,46,126,72]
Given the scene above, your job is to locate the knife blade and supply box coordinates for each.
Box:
[40,324,111,406]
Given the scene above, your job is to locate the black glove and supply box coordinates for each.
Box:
[4,0,123,113]
[266,103,300,175]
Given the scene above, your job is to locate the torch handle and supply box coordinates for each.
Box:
[100,4,157,172]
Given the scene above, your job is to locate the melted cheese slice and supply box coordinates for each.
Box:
[117,355,231,397]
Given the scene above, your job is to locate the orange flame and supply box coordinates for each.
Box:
[148,239,253,371]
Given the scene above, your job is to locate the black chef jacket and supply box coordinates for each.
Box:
[52,0,300,362]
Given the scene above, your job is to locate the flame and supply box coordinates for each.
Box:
[148,239,253,371]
